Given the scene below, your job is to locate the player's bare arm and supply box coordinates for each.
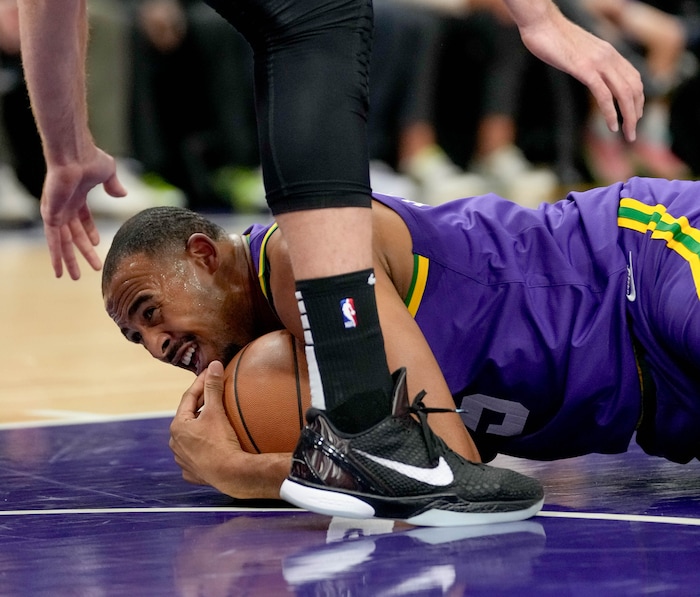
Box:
[18,0,126,279]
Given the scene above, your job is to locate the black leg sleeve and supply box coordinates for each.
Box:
[205,0,374,214]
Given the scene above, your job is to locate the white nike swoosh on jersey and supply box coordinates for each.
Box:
[354,451,455,486]
[626,251,637,302]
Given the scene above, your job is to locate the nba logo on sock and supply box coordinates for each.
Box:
[340,298,357,329]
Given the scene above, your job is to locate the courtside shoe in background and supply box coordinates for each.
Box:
[280,369,544,527]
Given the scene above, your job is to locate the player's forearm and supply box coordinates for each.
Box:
[502,0,559,30]
[212,452,293,501]
[18,0,93,164]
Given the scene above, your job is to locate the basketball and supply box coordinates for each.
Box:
[223,330,311,454]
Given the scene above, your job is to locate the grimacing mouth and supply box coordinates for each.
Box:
[168,338,201,374]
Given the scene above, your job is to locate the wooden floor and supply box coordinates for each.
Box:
[0,223,193,425]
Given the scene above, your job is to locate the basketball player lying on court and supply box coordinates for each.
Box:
[102,176,700,501]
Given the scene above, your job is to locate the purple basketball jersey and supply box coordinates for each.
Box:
[372,189,640,461]
[246,178,700,463]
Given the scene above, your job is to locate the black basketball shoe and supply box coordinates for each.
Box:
[280,368,544,526]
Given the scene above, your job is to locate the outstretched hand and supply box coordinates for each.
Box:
[41,148,126,280]
[513,2,644,141]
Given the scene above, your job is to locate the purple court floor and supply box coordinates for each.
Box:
[0,416,698,596]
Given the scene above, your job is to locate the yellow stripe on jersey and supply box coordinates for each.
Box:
[256,223,279,300]
[618,198,700,299]
[404,254,429,316]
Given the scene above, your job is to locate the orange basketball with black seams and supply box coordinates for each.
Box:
[223,330,311,454]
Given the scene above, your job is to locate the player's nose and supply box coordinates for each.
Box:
[143,330,172,362]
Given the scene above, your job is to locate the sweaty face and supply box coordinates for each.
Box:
[103,253,244,376]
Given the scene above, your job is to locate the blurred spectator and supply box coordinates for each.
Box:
[0,0,187,225]
[129,0,264,213]
[87,0,188,219]
[0,0,40,226]
[557,0,692,183]
[379,0,567,207]
[368,0,491,204]
[465,0,560,207]
[9,0,692,224]
[668,0,700,177]
[369,0,569,207]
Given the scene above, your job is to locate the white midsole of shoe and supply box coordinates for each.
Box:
[280,480,545,527]
[280,479,376,519]
[405,498,545,527]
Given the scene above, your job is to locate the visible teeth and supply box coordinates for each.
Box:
[182,345,195,366]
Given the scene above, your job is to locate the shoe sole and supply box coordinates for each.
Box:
[280,479,544,527]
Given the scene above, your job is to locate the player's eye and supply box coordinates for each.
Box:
[143,307,156,322]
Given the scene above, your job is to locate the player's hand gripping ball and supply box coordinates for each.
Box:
[223,330,311,453]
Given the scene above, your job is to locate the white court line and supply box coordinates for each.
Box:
[30,409,147,422]
[1,418,697,527]
[0,411,176,430]
[0,506,297,516]
[537,510,700,526]
[0,508,697,527]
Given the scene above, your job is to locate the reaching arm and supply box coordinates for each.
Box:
[18,0,90,164]
[18,0,126,279]
[503,0,644,142]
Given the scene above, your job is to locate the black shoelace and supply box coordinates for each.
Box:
[408,391,466,465]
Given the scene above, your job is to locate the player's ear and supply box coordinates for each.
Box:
[185,233,220,273]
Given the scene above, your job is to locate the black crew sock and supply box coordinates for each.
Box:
[296,269,393,433]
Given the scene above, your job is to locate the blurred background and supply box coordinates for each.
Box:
[3,0,700,229]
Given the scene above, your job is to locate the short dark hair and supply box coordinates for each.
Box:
[102,207,228,291]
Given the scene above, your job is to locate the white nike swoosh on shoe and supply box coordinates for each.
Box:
[354,451,455,487]
[626,250,637,302]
